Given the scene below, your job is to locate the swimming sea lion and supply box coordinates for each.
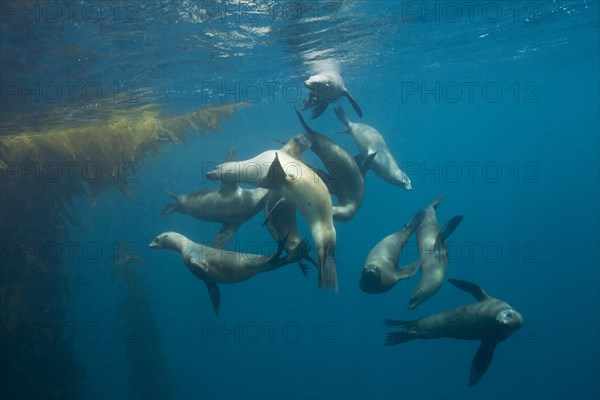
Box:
[263,191,316,276]
[359,210,424,294]
[408,196,463,309]
[149,231,296,316]
[295,108,374,221]
[206,137,339,293]
[334,106,412,190]
[384,279,524,387]
[303,70,363,119]
[160,149,268,248]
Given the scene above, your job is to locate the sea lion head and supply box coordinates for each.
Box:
[396,176,413,191]
[292,133,312,151]
[149,232,179,249]
[304,72,341,101]
[496,308,524,331]
[280,134,311,160]
[407,288,425,309]
[359,264,382,293]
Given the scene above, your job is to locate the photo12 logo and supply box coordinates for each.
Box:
[403,161,540,184]
[201,321,339,344]
[398,2,540,24]
[401,82,540,104]
[0,1,140,24]
[1,322,139,345]
[0,81,140,105]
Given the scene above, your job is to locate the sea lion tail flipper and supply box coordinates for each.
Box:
[334,106,351,129]
[294,238,318,269]
[160,190,179,216]
[160,204,177,217]
[213,222,240,249]
[438,215,464,245]
[448,279,491,301]
[203,281,221,317]
[318,250,339,294]
[394,259,421,280]
[297,261,309,279]
[295,106,319,136]
[469,341,497,387]
[382,319,418,345]
[311,102,328,119]
[344,90,363,118]
[293,239,315,279]
[165,189,178,200]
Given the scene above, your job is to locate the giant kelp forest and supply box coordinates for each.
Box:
[0,103,248,399]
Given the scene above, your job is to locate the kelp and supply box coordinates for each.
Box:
[110,246,179,400]
[0,102,249,205]
[0,102,249,399]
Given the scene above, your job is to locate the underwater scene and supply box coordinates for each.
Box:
[0,1,598,399]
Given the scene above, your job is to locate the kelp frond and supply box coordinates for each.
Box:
[0,102,249,205]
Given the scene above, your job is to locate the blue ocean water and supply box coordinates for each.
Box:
[1,1,599,399]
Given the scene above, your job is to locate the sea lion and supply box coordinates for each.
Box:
[334,106,412,190]
[408,196,463,309]
[384,279,524,387]
[295,108,374,221]
[303,70,363,119]
[160,149,268,248]
[359,210,424,294]
[263,191,316,276]
[206,137,339,293]
[149,231,297,316]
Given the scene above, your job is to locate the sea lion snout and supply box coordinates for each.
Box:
[497,309,524,328]
[363,264,381,277]
[407,290,423,309]
[149,237,161,249]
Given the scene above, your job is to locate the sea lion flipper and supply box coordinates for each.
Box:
[160,190,179,216]
[286,239,313,278]
[297,262,309,279]
[311,102,328,119]
[355,152,377,175]
[448,279,490,301]
[344,90,363,118]
[160,204,177,216]
[188,256,210,273]
[430,195,445,209]
[469,341,497,387]
[405,209,425,232]
[262,197,287,227]
[295,106,319,136]
[223,147,237,162]
[438,215,464,245]
[310,167,339,196]
[266,152,287,188]
[334,106,350,128]
[213,222,240,249]
[318,251,339,294]
[203,281,221,317]
[383,319,418,345]
[394,259,421,280]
